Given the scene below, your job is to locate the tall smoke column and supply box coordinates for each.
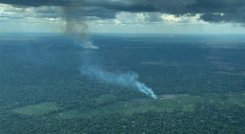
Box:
[62,2,98,49]
[62,1,157,99]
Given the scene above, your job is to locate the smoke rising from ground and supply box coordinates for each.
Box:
[61,1,157,99]
[62,4,98,49]
[81,65,158,99]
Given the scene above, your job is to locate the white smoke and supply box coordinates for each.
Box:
[82,41,99,49]
[62,2,156,99]
[80,65,158,99]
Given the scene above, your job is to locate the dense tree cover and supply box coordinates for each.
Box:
[0,34,245,133]
[1,102,245,134]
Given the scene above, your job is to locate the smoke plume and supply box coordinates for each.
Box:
[61,1,157,99]
[81,65,158,99]
[62,3,98,49]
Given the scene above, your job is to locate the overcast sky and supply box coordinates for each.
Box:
[0,0,245,34]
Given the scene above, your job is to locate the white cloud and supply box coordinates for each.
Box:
[0,4,244,34]
[161,14,181,22]
[87,12,206,25]
[114,12,146,24]
[0,4,63,23]
[161,13,206,24]
[0,4,64,33]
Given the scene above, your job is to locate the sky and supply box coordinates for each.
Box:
[0,0,245,34]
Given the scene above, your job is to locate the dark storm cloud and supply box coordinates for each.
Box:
[0,0,245,23]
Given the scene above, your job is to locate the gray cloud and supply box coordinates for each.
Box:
[0,0,245,23]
